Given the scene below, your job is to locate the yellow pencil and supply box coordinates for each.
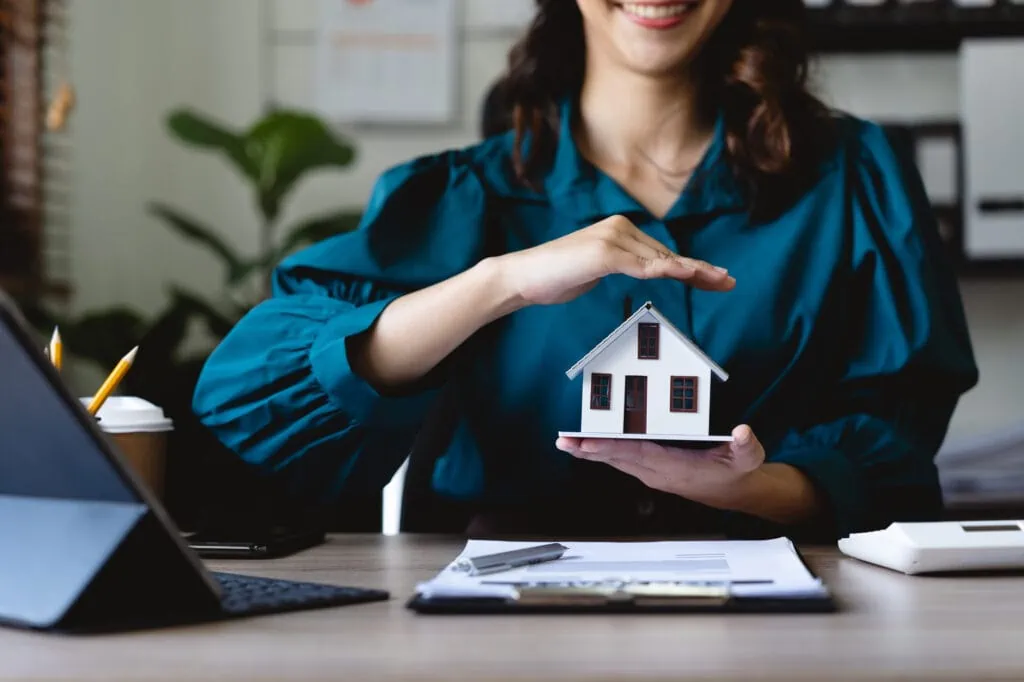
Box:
[87,346,138,415]
[49,327,62,372]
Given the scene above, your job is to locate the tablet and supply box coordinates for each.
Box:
[186,526,326,559]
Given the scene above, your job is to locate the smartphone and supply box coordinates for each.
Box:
[185,525,326,560]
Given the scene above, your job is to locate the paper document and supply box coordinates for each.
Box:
[416,537,827,600]
[314,0,457,124]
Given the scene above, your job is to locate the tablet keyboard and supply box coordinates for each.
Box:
[211,571,389,617]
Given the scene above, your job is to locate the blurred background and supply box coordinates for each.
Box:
[2,0,1023,532]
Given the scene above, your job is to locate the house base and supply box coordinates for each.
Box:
[557,432,734,451]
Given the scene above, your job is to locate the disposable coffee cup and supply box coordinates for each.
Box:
[80,396,173,499]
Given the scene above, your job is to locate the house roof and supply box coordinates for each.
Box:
[565,301,730,382]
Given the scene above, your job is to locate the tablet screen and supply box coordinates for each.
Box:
[0,314,137,504]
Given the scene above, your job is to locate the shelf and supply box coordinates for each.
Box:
[808,5,1024,53]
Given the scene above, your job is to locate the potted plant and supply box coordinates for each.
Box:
[21,107,363,529]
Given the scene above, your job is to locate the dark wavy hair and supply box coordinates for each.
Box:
[502,0,835,219]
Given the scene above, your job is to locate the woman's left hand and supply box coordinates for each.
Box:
[555,425,766,511]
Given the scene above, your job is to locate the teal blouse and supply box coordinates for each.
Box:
[192,101,978,539]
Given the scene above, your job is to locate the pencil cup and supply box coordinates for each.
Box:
[80,396,173,500]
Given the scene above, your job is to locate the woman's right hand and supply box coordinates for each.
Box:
[497,214,736,307]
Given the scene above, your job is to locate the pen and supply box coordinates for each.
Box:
[49,327,62,372]
[455,543,569,576]
[87,346,138,415]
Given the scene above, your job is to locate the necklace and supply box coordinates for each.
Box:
[634,144,699,194]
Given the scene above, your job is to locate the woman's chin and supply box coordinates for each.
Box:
[596,0,730,74]
[611,43,699,77]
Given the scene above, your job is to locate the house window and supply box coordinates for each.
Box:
[638,323,659,359]
[590,373,611,410]
[670,377,698,413]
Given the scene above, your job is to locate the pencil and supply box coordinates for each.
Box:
[87,346,138,416]
[49,327,62,372]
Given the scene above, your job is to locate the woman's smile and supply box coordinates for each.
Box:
[613,1,699,30]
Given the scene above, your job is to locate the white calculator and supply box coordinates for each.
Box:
[838,520,1024,575]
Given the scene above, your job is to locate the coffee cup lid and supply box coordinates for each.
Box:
[79,396,174,433]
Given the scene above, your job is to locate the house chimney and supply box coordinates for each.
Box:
[623,295,633,321]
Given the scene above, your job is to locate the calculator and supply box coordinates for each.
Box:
[838,520,1024,575]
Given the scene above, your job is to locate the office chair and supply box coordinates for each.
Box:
[397,386,471,533]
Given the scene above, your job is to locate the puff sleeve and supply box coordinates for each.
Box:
[736,122,979,540]
[192,151,491,502]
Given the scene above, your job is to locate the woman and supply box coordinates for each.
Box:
[193,0,978,540]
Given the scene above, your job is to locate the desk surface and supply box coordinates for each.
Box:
[3,534,1024,682]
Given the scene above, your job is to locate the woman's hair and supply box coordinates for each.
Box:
[502,0,835,219]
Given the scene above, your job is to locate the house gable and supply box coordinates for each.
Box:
[565,302,729,382]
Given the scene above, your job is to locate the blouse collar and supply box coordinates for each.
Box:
[543,96,748,223]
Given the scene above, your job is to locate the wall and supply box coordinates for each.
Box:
[813,54,1024,441]
[266,0,522,241]
[67,0,263,318]
[64,0,1023,443]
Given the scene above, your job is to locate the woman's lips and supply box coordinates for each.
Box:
[616,2,696,30]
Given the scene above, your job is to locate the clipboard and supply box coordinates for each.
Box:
[405,582,836,615]
[406,546,836,615]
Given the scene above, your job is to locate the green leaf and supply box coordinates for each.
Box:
[280,210,363,254]
[137,300,191,364]
[251,209,362,274]
[214,258,262,289]
[148,202,247,283]
[163,107,357,227]
[62,308,148,370]
[166,109,257,181]
[242,111,356,221]
[168,286,238,339]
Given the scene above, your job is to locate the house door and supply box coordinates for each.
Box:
[623,376,648,435]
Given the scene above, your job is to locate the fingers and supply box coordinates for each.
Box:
[626,228,681,259]
[579,437,646,459]
[654,247,734,290]
[675,259,736,291]
[561,437,669,470]
[556,437,661,487]
[557,436,640,463]
[607,247,735,291]
[729,425,765,473]
[604,245,691,280]
[596,217,735,291]
[610,215,730,276]
[620,233,677,266]
[598,458,658,487]
[625,231,725,281]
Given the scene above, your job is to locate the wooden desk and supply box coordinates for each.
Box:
[3,534,1024,682]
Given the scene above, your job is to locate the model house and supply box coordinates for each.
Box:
[560,301,730,442]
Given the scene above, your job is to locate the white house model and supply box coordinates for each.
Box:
[559,301,732,443]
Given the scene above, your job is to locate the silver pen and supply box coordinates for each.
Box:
[455,543,569,576]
